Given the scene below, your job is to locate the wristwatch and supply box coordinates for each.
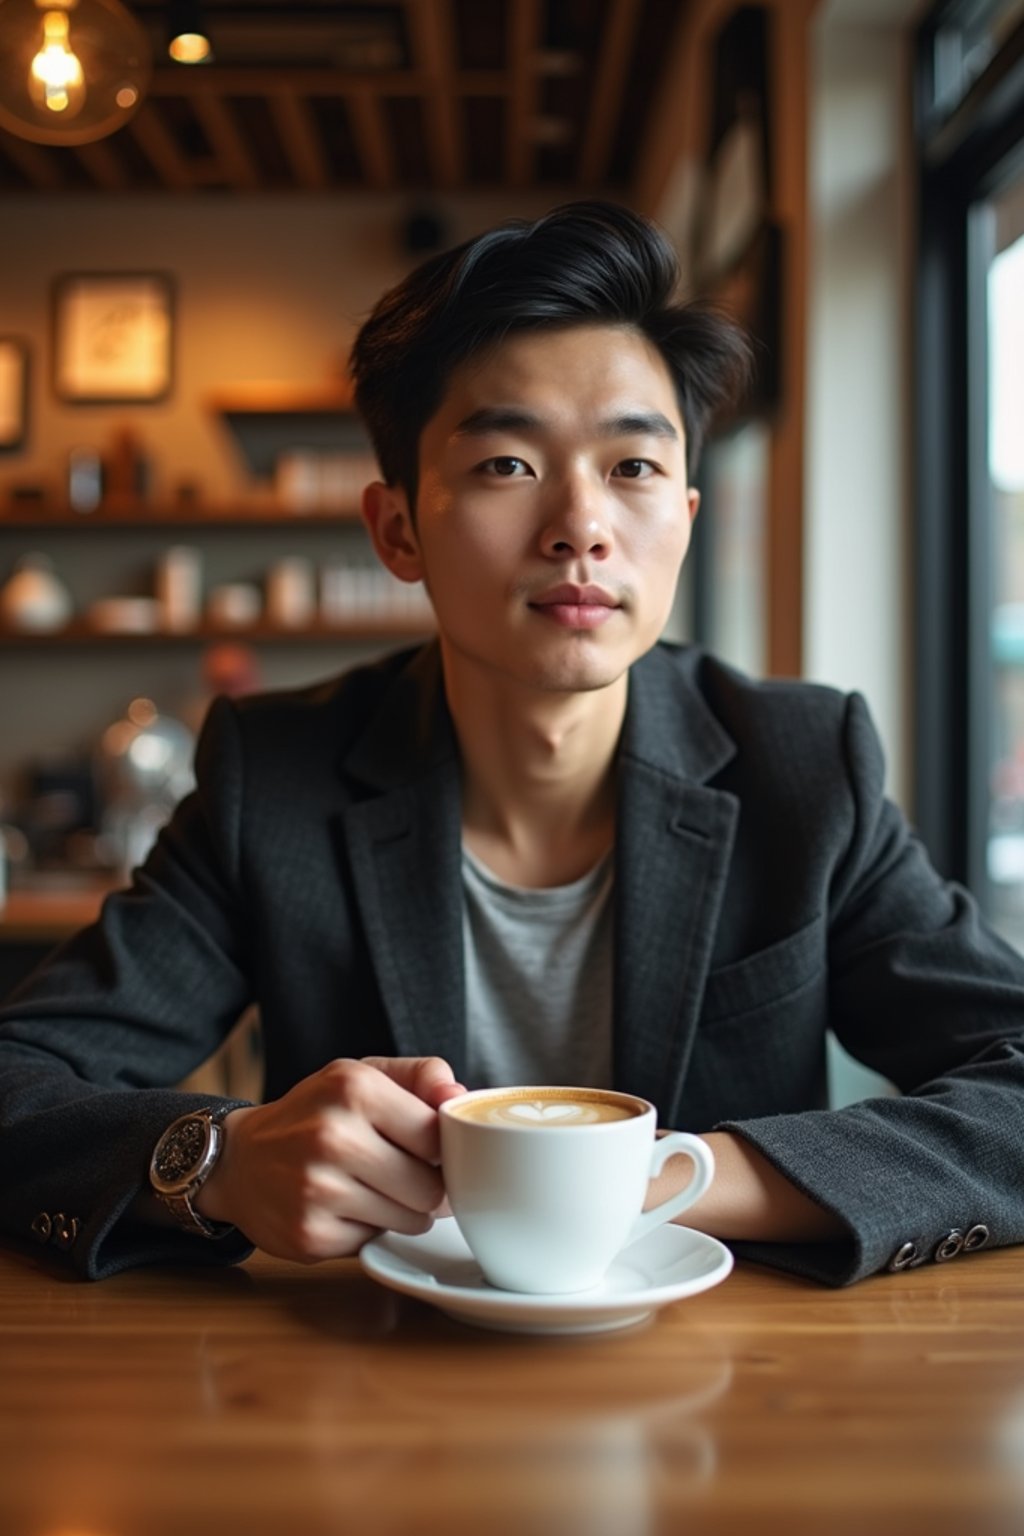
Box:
[149,1107,234,1238]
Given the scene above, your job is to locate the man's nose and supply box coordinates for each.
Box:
[538,476,613,561]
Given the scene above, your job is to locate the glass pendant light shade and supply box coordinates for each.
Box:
[0,0,152,146]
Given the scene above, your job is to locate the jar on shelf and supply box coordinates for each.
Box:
[0,552,73,632]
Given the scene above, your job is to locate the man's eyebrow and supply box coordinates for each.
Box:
[452,407,543,437]
[603,412,679,441]
[451,407,679,440]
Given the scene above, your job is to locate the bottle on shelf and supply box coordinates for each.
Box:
[155,546,202,632]
[67,448,103,514]
[266,556,317,628]
[103,427,152,509]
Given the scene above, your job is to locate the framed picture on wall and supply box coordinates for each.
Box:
[52,273,174,404]
[0,337,29,451]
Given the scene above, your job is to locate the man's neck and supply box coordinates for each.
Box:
[441,653,628,889]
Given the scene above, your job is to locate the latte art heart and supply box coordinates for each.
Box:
[507,1102,583,1122]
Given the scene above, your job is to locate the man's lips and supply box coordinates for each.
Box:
[528,584,621,630]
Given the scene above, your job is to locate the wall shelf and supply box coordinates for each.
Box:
[0,504,364,532]
[0,617,433,646]
[205,382,370,478]
[0,503,420,645]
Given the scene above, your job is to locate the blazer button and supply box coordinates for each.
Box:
[30,1212,52,1244]
[888,1241,920,1272]
[963,1224,990,1251]
[934,1229,964,1263]
[53,1215,80,1250]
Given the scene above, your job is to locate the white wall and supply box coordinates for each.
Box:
[807,4,919,1106]
[804,11,914,812]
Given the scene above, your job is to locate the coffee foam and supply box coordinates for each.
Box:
[449,1088,644,1128]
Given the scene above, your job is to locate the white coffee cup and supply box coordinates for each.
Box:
[439,1086,715,1294]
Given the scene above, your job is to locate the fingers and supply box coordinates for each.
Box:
[307,1105,445,1215]
[304,1164,439,1237]
[311,1058,441,1164]
[362,1054,467,1111]
[431,1080,470,1110]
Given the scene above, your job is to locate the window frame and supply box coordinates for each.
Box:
[913,1,1024,891]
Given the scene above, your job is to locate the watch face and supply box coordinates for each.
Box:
[153,1116,210,1188]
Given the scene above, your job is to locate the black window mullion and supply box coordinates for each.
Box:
[965,199,997,905]
[914,165,971,881]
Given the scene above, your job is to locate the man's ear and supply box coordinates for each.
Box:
[361,480,424,584]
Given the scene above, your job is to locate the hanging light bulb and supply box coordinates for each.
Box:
[0,0,152,146]
[29,8,86,117]
[168,31,210,64]
[167,0,212,64]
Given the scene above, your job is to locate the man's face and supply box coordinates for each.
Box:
[365,323,699,698]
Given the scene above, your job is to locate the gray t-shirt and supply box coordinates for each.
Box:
[462,844,614,1090]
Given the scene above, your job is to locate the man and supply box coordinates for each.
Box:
[2,201,1022,1286]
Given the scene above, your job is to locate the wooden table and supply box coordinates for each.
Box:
[0,882,117,1003]
[1,1243,1022,1536]
[0,884,116,943]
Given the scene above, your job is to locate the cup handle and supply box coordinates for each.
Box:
[625,1132,715,1248]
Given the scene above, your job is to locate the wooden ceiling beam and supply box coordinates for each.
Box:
[537,50,584,77]
[128,104,194,190]
[347,89,394,189]
[191,94,260,190]
[189,159,234,186]
[73,138,128,190]
[0,134,63,190]
[405,0,462,188]
[578,0,642,186]
[152,67,505,97]
[270,90,329,190]
[632,0,726,216]
[506,0,542,187]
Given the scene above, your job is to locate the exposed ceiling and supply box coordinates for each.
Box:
[0,0,690,198]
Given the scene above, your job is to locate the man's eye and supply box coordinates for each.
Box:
[480,456,530,477]
[613,459,655,479]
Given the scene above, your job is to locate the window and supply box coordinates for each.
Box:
[915,1,1024,938]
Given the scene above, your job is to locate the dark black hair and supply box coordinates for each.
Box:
[349,200,752,502]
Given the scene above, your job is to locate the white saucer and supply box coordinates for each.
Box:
[359,1218,733,1335]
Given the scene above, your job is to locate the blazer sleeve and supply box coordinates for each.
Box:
[0,697,257,1278]
[716,691,1024,1286]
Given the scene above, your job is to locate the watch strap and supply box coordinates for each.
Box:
[159,1188,230,1240]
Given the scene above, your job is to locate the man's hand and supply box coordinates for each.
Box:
[194,1056,466,1263]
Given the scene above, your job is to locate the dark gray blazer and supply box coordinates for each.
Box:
[2,641,1023,1285]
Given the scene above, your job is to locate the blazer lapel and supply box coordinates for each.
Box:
[614,648,739,1124]
[334,646,468,1080]
[331,641,740,1110]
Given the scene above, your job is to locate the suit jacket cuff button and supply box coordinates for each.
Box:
[887,1241,919,1272]
[934,1229,964,1263]
[30,1212,52,1244]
